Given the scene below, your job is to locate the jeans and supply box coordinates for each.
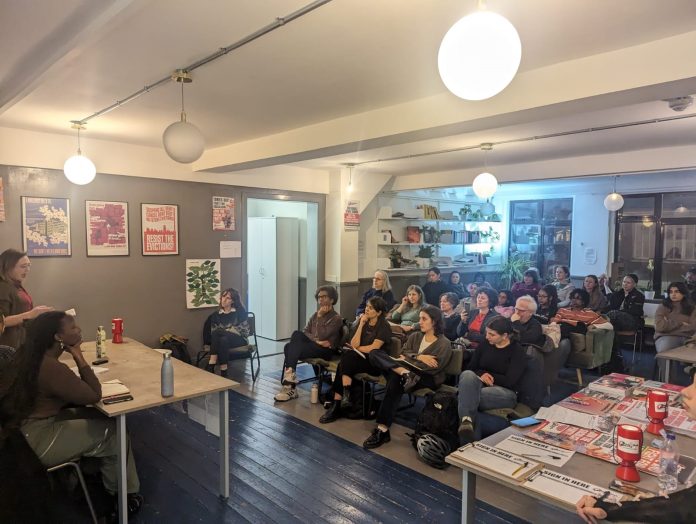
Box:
[457,370,517,423]
[655,335,690,385]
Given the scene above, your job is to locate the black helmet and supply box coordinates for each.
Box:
[416,433,451,469]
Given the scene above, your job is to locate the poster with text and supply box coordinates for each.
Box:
[141,203,178,255]
[186,259,220,308]
[21,196,71,256]
[212,196,236,231]
[86,201,129,256]
[344,200,360,230]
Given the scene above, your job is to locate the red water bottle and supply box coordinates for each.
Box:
[111,318,124,344]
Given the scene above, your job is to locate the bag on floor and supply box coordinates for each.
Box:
[159,334,191,365]
[409,390,459,453]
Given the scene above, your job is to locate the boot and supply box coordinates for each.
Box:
[319,400,343,424]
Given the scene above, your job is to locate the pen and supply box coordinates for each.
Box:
[521,453,562,460]
[511,461,529,476]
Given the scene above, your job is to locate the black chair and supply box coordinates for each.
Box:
[293,319,350,388]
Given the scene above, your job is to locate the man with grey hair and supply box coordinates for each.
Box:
[511,295,545,347]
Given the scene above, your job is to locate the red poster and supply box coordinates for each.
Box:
[141,203,179,255]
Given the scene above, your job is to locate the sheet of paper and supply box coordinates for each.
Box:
[495,434,575,466]
[219,240,241,258]
[536,405,599,430]
[524,470,623,506]
[70,365,109,376]
[101,379,130,397]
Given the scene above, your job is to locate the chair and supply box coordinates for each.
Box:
[289,319,351,387]
[196,312,261,381]
[524,335,571,395]
[47,461,98,524]
[615,317,644,368]
[411,345,464,398]
[564,326,614,386]
[355,337,403,418]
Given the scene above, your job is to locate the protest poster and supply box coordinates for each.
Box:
[142,203,178,255]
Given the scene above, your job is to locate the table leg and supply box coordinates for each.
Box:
[461,470,476,524]
[219,390,229,500]
[665,359,671,384]
[116,414,128,524]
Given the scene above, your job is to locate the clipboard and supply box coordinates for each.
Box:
[523,470,624,507]
[448,442,542,482]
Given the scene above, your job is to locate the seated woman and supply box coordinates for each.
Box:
[362,305,452,449]
[439,292,461,341]
[203,288,249,377]
[606,274,645,331]
[388,284,426,335]
[457,316,527,444]
[511,269,541,302]
[466,272,491,297]
[552,265,575,307]
[274,286,343,402]
[534,284,559,324]
[584,274,609,312]
[0,312,142,515]
[456,287,498,349]
[355,270,396,318]
[319,297,392,424]
[551,288,611,339]
[576,373,696,524]
[654,281,696,383]
[494,289,515,318]
[447,271,467,299]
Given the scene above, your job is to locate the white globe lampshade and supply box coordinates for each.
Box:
[162,120,205,163]
[472,172,498,199]
[438,11,522,101]
[63,154,96,185]
[604,192,625,211]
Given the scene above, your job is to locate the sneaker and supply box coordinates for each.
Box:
[363,427,391,449]
[274,385,299,402]
[282,368,297,385]
[400,372,421,393]
[458,416,475,445]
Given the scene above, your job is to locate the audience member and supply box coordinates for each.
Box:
[607,274,645,331]
[447,271,467,299]
[654,281,696,383]
[0,312,143,515]
[422,267,450,306]
[534,285,559,324]
[275,286,343,402]
[511,296,546,348]
[494,290,515,318]
[552,289,611,339]
[457,288,498,349]
[355,270,396,318]
[466,272,491,296]
[552,265,575,307]
[511,269,541,301]
[389,284,426,334]
[203,288,249,377]
[362,306,452,449]
[439,292,461,341]
[598,273,613,295]
[685,267,696,303]
[320,297,392,424]
[584,274,609,312]
[457,316,527,445]
[0,249,53,349]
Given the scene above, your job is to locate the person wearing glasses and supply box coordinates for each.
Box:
[275,286,343,402]
[355,270,396,318]
[510,295,546,348]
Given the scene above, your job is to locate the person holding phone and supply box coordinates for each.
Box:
[0,311,143,517]
[456,288,498,349]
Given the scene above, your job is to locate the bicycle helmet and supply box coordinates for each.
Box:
[416,433,451,469]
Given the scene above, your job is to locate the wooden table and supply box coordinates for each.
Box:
[447,420,696,523]
[655,344,696,383]
[61,338,238,523]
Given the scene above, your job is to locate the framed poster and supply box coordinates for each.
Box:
[141,203,179,255]
[186,259,221,308]
[21,196,71,256]
[85,200,129,256]
[212,196,235,231]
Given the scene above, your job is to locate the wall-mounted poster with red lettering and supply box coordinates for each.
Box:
[141,203,179,255]
[86,200,129,256]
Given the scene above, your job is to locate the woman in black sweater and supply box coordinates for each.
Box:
[203,288,249,377]
[534,284,559,324]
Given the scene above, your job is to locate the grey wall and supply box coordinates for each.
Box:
[0,165,324,350]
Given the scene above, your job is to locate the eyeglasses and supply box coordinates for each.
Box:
[317,294,330,299]
[514,307,529,313]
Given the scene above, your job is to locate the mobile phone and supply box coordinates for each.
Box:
[92,358,109,365]
[103,394,133,405]
[510,416,541,428]
[464,301,471,313]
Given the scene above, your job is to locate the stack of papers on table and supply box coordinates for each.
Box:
[101,379,130,398]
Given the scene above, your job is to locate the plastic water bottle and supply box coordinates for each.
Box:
[161,351,174,397]
[310,383,319,404]
[658,432,679,493]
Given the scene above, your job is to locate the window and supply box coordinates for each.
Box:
[509,198,573,280]
[615,192,696,294]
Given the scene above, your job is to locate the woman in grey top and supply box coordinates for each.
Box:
[553,265,575,307]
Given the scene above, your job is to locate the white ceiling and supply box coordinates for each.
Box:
[2,0,696,179]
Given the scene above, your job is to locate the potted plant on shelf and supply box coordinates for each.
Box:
[389,248,403,269]
[415,244,436,268]
[459,204,472,221]
[479,226,500,243]
[470,209,484,221]
[419,225,441,244]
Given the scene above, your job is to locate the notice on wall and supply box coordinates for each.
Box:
[212,196,236,231]
[584,247,597,265]
[142,203,178,255]
[0,178,5,222]
[344,200,360,230]
[220,240,241,258]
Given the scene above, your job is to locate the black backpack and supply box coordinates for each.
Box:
[410,390,460,453]
[159,334,191,365]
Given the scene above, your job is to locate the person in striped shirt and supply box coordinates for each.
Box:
[551,288,610,338]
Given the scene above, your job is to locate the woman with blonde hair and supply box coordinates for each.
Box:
[389,284,426,334]
[355,270,396,318]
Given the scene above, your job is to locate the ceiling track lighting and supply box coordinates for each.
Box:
[603,175,624,211]
[63,121,96,185]
[472,143,498,199]
[162,70,205,163]
[438,0,521,100]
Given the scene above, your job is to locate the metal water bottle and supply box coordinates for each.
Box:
[310,383,319,404]
[161,351,174,397]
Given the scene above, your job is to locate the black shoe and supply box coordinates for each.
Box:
[319,400,342,424]
[219,368,228,378]
[400,372,421,393]
[363,427,391,449]
[346,404,364,420]
[458,417,475,446]
[205,363,215,373]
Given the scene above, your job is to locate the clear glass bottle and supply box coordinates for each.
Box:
[658,432,679,493]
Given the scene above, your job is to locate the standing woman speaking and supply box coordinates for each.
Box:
[0,249,53,349]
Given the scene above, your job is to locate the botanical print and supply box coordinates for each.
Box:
[186,259,221,308]
[21,196,71,256]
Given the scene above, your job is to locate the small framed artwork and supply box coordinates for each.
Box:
[212,196,236,231]
[186,259,221,308]
[21,196,71,256]
[141,203,179,255]
[85,200,129,256]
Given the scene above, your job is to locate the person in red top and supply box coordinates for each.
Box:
[551,288,610,339]
[456,288,498,349]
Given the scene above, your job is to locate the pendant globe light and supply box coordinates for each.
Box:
[162,70,205,163]
[472,143,498,199]
[438,2,522,101]
[604,176,624,211]
[63,122,96,185]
